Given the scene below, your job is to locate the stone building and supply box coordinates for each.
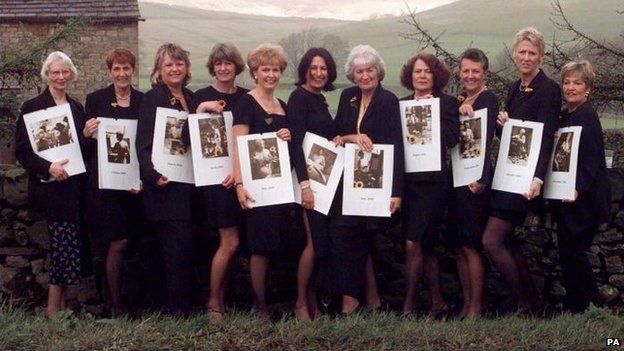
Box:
[0,0,142,104]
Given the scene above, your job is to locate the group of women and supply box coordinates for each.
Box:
[15,26,610,320]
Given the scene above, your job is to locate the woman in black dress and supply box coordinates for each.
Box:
[82,48,143,317]
[399,52,459,317]
[483,27,561,311]
[449,49,498,319]
[136,43,195,315]
[554,59,609,312]
[331,45,403,314]
[287,48,338,322]
[15,51,87,317]
[188,42,248,321]
[232,43,291,317]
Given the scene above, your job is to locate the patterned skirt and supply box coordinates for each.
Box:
[47,221,82,286]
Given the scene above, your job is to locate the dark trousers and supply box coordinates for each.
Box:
[154,220,193,315]
[557,224,601,312]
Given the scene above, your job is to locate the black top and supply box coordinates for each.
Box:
[287,86,337,183]
[504,69,562,180]
[233,93,288,133]
[136,84,194,221]
[335,84,404,197]
[557,102,610,232]
[400,91,460,183]
[15,87,87,221]
[461,90,499,184]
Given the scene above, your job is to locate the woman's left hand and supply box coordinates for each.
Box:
[523,179,542,200]
[277,128,291,141]
[562,190,579,203]
[301,187,315,210]
[459,104,475,117]
[197,100,225,114]
[390,197,402,214]
[468,181,486,194]
[222,173,235,188]
[128,180,142,194]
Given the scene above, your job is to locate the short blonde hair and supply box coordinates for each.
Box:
[40,51,78,82]
[247,43,287,79]
[344,45,386,83]
[512,27,545,57]
[560,59,595,90]
[150,43,192,87]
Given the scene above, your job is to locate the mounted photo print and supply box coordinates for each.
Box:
[543,126,582,200]
[97,117,140,191]
[151,107,194,184]
[188,111,234,186]
[399,97,441,173]
[451,108,488,187]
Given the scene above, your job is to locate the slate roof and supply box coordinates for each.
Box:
[0,0,141,22]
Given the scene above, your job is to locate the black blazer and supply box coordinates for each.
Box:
[556,102,610,233]
[335,84,404,197]
[15,87,86,221]
[136,84,194,221]
[401,91,460,183]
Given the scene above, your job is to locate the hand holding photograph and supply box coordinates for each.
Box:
[399,98,441,173]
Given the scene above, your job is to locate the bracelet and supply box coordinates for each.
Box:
[300,183,310,190]
[235,182,243,188]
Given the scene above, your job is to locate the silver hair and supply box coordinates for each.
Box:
[344,45,386,83]
[40,51,78,82]
[512,27,545,57]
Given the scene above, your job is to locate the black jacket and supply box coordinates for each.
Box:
[15,87,86,221]
[136,84,194,221]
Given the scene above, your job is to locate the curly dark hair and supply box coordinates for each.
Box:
[295,47,337,91]
[400,52,450,93]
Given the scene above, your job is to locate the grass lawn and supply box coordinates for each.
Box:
[0,304,622,350]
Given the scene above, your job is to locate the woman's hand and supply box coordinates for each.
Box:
[83,118,100,139]
[197,100,225,114]
[468,181,486,194]
[49,159,69,181]
[332,135,344,146]
[523,179,542,200]
[156,175,169,187]
[562,190,579,203]
[277,128,291,141]
[222,174,235,189]
[459,104,475,117]
[497,111,509,127]
[301,181,314,210]
[355,133,373,152]
[236,184,255,209]
[390,197,402,214]
[129,180,143,194]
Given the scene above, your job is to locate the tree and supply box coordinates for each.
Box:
[278,28,348,80]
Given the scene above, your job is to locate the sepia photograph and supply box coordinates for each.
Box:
[198,116,228,158]
[306,143,338,185]
[164,116,187,155]
[552,131,573,172]
[30,115,74,152]
[507,126,533,166]
[459,118,482,159]
[248,137,281,180]
[353,149,384,189]
[105,126,131,164]
[404,104,433,145]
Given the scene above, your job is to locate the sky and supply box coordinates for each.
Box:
[139,0,458,20]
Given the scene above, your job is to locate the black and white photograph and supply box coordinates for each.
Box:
[248,137,281,180]
[552,131,573,172]
[30,115,74,152]
[306,143,337,186]
[404,104,433,145]
[198,116,228,158]
[353,149,384,189]
[459,118,482,159]
[507,126,533,166]
[164,116,187,155]
[105,126,131,164]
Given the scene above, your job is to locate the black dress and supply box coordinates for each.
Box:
[330,84,404,299]
[287,86,338,259]
[448,90,499,248]
[187,85,249,229]
[400,91,460,249]
[490,69,562,223]
[84,84,143,242]
[233,93,292,254]
[553,102,609,311]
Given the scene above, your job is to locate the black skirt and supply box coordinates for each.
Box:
[402,180,450,248]
[447,186,489,248]
[194,185,241,229]
[246,203,293,254]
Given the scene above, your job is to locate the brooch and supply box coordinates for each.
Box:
[457,95,466,103]
[170,96,177,105]
[349,96,358,108]
[111,102,118,108]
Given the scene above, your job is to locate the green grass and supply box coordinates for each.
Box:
[1,304,622,350]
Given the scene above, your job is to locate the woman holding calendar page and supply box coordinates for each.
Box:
[483,27,561,313]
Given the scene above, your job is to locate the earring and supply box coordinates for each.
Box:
[585,91,590,97]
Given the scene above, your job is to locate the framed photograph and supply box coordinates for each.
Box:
[399,98,441,173]
[151,107,194,184]
[22,103,85,177]
[188,111,233,186]
[237,132,294,207]
[97,117,140,190]
[491,119,543,195]
[543,126,582,200]
[451,108,488,187]
[342,143,394,217]
[292,132,344,215]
